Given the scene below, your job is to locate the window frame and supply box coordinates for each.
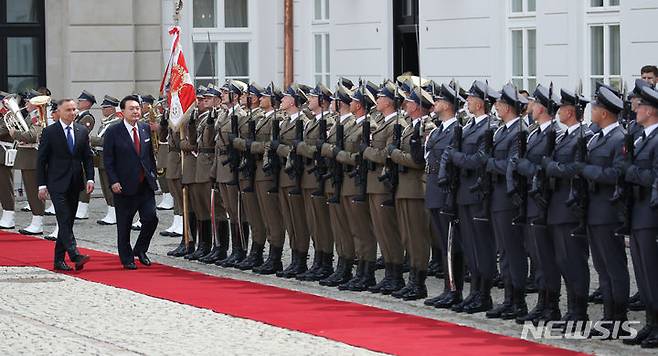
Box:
[509,0,536,17]
[587,22,621,95]
[509,27,537,91]
[589,0,620,11]
[313,32,331,86]
[313,0,330,24]
[0,0,46,93]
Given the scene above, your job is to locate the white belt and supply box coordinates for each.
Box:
[0,142,13,149]
[17,144,38,149]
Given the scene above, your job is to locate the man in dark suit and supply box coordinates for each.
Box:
[37,98,94,271]
[103,95,159,269]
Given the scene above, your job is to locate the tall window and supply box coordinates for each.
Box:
[1,0,45,93]
[314,33,330,85]
[511,0,536,13]
[192,0,250,86]
[314,0,329,22]
[511,28,536,91]
[590,24,621,92]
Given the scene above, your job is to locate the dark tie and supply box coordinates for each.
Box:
[133,127,144,182]
[495,125,507,140]
[589,132,604,148]
[435,124,444,135]
[66,126,74,153]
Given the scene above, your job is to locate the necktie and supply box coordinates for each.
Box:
[494,125,507,140]
[66,127,74,153]
[589,132,603,148]
[133,127,144,182]
[635,132,647,147]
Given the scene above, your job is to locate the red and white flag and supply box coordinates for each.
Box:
[161,26,195,130]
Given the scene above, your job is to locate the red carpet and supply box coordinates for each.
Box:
[0,231,586,355]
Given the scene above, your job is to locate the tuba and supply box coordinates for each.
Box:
[1,97,29,132]
[29,95,51,128]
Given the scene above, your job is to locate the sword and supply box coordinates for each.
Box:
[447,218,457,292]
[210,186,218,246]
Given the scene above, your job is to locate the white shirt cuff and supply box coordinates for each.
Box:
[87,180,95,185]
[38,185,46,190]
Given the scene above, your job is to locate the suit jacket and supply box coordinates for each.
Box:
[37,122,94,193]
[103,121,158,195]
[581,125,624,226]
[447,115,497,206]
[626,126,658,229]
[512,123,563,218]
[425,119,458,209]
[486,118,528,212]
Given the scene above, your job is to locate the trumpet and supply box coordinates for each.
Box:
[1,97,29,132]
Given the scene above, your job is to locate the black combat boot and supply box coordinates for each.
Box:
[314,252,335,281]
[276,250,300,278]
[380,264,405,295]
[339,260,364,291]
[391,270,416,299]
[167,237,186,256]
[624,308,655,346]
[320,257,353,287]
[501,288,528,320]
[236,241,265,270]
[465,278,493,314]
[485,282,513,318]
[369,263,392,294]
[216,223,246,267]
[535,290,562,325]
[348,261,377,292]
[402,269,428,301]
[199,220,229,263]
[517,289,545,324]
[253,244,284,275]
[188,220,212,260]
[452,275,480,313]
[296,250,323,281]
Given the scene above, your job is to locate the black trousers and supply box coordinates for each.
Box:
[533,225,561,293]
[524,224,542,289]
[552,223,590,298]
[630,228,658,311]
[429,208,464,291]
[114,182,158,265]
[589,224,630,306]
[52,188,81,262]
[458,204,496,281]
[492,209,527,290]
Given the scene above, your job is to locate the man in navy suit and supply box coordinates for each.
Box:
[37,98,94,271]
[103,95,159,269]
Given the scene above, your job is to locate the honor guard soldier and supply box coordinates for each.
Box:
[424,83,465,307]
[362,81,407,294]
[141,94,174,211]
[12,93,48,235]
[272,83,312,278]
[93,95,122,225]
[334,84,378,291]
[543,88,593,329]
[511,84,563,325]
[387,86,436,300]
[250,83,288,275]
[440,81,498,313]
[74,90,96,220]
[623,85,658,348]
[319,84,359,287]
[0,91,16,229]
[486,84,530,320]
[232,82,268,270]
[213,80,251,268]
[295,83,336,281]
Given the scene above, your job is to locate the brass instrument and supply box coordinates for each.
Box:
[29,95,51,128]
[1,97,29,132]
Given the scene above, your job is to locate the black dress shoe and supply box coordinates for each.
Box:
[465,295,493,314]
[435,291,463,309]
[54,261,72,271]
[74,255,91,271]
[123,262,138,270]
[159,230,173,237]
[588,288,603,304]
[136,252,151,266]
[44,235,57,241]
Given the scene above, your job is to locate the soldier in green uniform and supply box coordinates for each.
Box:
[74,90,96,220]
[92,95,122,226]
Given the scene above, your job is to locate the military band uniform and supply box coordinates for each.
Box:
[13,120,45,218]
[0,121,15,218]
[75,109,96,208]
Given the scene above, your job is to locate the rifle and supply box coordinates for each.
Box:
[528,83,557,226]
[327,123,344,204]
[285,118,304,196]
[566,83,588,237]
[378,82,403,207]
[440,124,463,217]
[239,117,257,192]
[610,84,633,237]
[350,120,371,203]
[263,117,281,193]
[511,87,529,225]
[222,92,241,186]
[309,108,328,196]
[471,88,495,222]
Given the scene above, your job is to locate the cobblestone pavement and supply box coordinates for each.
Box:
[0,267,381,355]
[4,197,656,355]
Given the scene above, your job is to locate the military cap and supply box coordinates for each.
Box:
[350,85,376,107]
[50,100,58,112]
[205,83,221,97]
[435,83,465,105]
[100,95,119,108]
[77,90,96,104]
[365,81,380,98]
[532,84,559,110]
[228,80,248,95]
[248,82,265,97]
[338,77,354,90]
[630,78,652,99]
[497,83,528,109]
[196,85,207,98]
[142,94,155,104]
[423,80,439,96]
[283,83,310,105]
[559,88,589,107]
[332,84,353,105]
[594,81,621,98]
[405,87,434,110]
[263,83,284,101]
[309,83,333,103]
[636,86,658,109]
[466,80,490,101]
[592,86,624,114]
[377,81,398,101]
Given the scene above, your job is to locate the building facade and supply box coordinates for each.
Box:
[1,0,657,102]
